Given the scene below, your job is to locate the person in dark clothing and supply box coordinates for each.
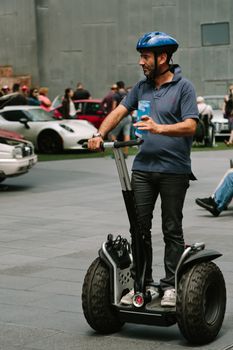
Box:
[0,83,28,107]
[73,82,91,100]
[88,31,198,307]
[62,88,76,119]
[112,81,127,109]
[101,84,118,114]
[109,81,132,157]
[1,85,10,96]
[28,88,41,106]
[224,85,233,145]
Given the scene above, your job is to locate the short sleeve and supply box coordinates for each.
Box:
[180,81,199,121]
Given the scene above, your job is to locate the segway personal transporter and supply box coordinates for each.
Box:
[82,139,226,345]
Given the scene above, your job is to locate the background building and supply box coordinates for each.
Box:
[0,0,233,99]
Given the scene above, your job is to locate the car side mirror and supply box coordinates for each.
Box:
[19,118,30,129]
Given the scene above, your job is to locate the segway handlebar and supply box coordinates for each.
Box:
[104,139,144,149]
[82,138,144,150]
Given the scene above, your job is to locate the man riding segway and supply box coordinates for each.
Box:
[83,31,226,345]
[88,31,198,306]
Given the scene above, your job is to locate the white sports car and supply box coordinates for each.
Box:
[0,106,97,153]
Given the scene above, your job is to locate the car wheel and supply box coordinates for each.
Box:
[82,257,124,334]
[38,130,63,154]
[176,261,226,345]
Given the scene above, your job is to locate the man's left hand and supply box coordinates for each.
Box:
[134,116,161,134]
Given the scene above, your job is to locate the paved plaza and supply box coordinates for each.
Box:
[0,149,233,350]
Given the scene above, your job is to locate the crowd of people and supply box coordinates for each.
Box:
[1,77,233,152]
[2,80,233,148]
[0,83,52,111]
[0,80,134,157]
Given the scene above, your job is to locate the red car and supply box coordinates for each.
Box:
[52,98,107,129]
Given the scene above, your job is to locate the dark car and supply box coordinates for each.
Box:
[52,97,107,129]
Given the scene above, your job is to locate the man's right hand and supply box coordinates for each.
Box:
[87,136,104,151]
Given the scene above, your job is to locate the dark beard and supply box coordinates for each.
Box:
[146,68,159,82]
[146,66,171,82]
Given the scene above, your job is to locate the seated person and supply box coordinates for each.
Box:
[196,168,233,216]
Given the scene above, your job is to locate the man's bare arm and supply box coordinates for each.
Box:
[134,116,197,136]
[88,104,129,150]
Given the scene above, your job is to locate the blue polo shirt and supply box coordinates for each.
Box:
[121,65,199,174]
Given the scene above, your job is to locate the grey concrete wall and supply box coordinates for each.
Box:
[0,0,39,83]
[1,0,233,99]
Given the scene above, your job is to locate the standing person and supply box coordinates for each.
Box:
[21,85,29,98]
[88,31,198,307]
[73,82,91,100]
[112,81,127,110]
[1,85,10,96]
[109,80,132,157]
[28,88,41,106]
[196,168,233,216]
[101,84,118,114]
[108,115,132,158]
[38,87,52,111]
[197,96,213,119]
[195,96,214,145]
[62,88,76,119]
[0,83,28,106]
[224,85,233,146]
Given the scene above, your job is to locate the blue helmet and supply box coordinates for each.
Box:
[136,31,178,53]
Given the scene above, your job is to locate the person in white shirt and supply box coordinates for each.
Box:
[62,88,76,119]
[197,96,213,119]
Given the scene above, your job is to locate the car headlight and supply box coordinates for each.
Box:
[60,124,74,133]
[13,146,23,159]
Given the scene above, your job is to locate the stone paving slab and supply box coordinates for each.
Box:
[0,149,233,350]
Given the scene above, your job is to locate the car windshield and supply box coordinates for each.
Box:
[51,95,63,109]
[204,97,224,110]
[26,109,54,121]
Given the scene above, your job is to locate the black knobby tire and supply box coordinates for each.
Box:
[194,120,205,143]
[82,257,124,334]
[204,126,214,147]
[176,261,226,345]
[38,130,63,153]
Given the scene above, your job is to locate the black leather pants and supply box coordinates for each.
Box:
[131,171,189,290]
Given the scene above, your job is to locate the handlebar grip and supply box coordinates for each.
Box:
[82,138,143,150]
[82,141,104,152]
[113,139,144,148]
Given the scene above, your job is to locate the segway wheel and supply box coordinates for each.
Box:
[82,257,124,334]
[176,261,226,345]
[204,126,214,147]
